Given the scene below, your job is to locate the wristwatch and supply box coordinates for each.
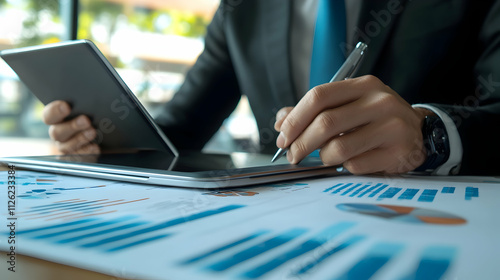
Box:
[414,115,450,173]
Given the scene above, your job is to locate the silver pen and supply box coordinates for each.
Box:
[271,42,368,163]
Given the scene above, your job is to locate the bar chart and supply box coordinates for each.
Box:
[1,170,497,280]
[13,204,245,253]
[1,171,116,199]
[178,221,457,280]
[17,197,150,221]
[323,182,479,202]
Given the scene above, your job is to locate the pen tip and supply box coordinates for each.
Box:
[271,154,278,163]
[271,148,286,163]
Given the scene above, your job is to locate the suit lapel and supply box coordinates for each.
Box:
[352,0,409,75]
[260,0,297,107]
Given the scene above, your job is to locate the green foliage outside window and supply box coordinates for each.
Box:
[3,0,209,48]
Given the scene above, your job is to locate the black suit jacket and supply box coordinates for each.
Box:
[155,0,500,175]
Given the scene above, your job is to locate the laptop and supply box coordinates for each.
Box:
[0,40,348,188]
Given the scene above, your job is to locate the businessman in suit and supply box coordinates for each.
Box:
[42,0,500,175]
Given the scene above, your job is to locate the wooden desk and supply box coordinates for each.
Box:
[0,253,126,280]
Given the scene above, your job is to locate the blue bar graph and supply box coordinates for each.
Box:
[398,189,419,200]
[12,205,244,253]
[324,183,344,193]
[341,183,363,196]
[16,218,100,235]
[25,200,106,214]
[368,184,389,198]
[33,216,138,239]
[179,230,270,265]
[335,242,404,280]
[402,246,456,280]
[293,235,365,276]
[332,183,353,194]
[418,190,438,202]
[81,204,244,249]
[18,198,150,221]
[465,187,479,200]
[206,228,308,272]
[358,183,382,198]
[241,222,356,278]
[106,234,171,252]
[323,181,479,204]
[350,184,372,197]
[26,200,100,212]
[378,188,402,200]
[441,187,455,194]
[57,221,150,244]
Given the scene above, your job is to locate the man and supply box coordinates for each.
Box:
[42,0,500,175]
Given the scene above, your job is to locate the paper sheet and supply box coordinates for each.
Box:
[1,170,500,279]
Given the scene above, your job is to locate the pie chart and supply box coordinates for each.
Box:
[336,203,466,225]
[202,190,259,197]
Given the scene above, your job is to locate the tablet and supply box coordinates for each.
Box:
[1,40,176,154]
[0,40,348,188]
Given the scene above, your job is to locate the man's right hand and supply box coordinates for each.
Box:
[42,100,100,155]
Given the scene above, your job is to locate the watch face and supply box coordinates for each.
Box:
[417,115,450,172]
[432,128,446,151]
[430,118,448,155]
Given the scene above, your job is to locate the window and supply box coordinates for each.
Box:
[0,0,67,138]
[77,0,217,108]
[0,0,257,154]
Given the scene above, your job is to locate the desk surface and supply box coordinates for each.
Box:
[0,253,125,280]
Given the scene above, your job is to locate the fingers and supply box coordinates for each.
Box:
[55,129,98,154]
[275,74,428,174]
[58,143,101,155]
[317,121,385,166]
[344,144,426,175]
[48,115,93,143]
[277,76,380,149]
[322,117,425,174]
[285,98,376,163]
[43,100,99,155]
[43,101,71,125]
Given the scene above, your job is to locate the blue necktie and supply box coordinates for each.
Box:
[309,0,347,89]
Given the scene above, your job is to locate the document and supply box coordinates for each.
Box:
[1,170,499,279]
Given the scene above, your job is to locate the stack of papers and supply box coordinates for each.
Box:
[1,170,499,279]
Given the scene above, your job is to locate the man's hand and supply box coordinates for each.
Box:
[274,75,433,174]
[42,100,100,154]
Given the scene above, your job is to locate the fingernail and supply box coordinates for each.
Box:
[276,110,287,122]
[84,129,95,140]
[89,145,99,154]
[59,103,70,116]
[76,116,88,128]
[276,132,286,148]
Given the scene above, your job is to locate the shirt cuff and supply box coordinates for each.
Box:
[412,104,463,175]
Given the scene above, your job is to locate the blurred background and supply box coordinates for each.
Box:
[0,0,258,156]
